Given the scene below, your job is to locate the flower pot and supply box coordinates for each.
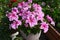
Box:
[20,30,41,40]
[11,30,41,40]
[45,25,60,40]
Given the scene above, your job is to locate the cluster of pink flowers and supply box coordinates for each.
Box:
[6,0,55,33]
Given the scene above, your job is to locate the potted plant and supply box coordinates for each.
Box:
[0,0,55,40]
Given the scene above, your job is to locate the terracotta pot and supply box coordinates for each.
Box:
[45,25,60,40]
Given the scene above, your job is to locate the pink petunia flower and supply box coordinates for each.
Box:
[28,0,32,3]
[26,15,37,27]
[12,7,19,13]
[37,12,44,22]
[22,2,31,11]
[40,22,49,33]
[18,1,25,8]
[33,3,42,12]
[10,20,22,29]
[18,1,31,9]
[46,15,53,22]
[6,12,18,21]
[21,11,31,20]
[46,15,55,26]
